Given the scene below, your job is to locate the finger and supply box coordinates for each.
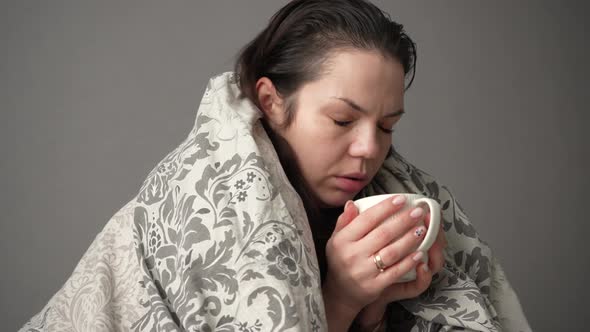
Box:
[364,222,428,270]
[431,216,447,249]
[359,202,425,254]
[424,210,431,227]
[373,246,421,285]
[413,262,433,294]
[341,194,408,242]
[427,231,447,274]
[380,262,433,302]
[424,211,446,240]
[333,200,359,233]
[427,247,445,275]
[423,208,434,228]
[428,222,447,254]
[422,209,447,273]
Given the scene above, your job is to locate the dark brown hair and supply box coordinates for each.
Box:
[234,0,417,127]
[233,0,418,216]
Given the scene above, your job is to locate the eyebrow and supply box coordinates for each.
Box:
[331,97,405,117]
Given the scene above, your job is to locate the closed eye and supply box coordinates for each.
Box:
[379,126,395,134]
[333,119,395,133]
[333,120,353,127]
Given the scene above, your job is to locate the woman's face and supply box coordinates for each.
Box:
[258,50,405,208]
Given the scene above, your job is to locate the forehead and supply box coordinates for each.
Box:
[298,50,405,112]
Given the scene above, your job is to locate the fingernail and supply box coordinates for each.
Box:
[414,226,425,237]
[410,207,424,219]
[412,251,424,262]
[422,264,430,272]
[344,201,352,210]
[392,195,406,206]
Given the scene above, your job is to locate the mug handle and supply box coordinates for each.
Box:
[413,198,440,253]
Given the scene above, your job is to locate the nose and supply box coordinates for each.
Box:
[348,128,380,160]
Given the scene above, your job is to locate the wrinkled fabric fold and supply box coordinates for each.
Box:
[20,72,531,332]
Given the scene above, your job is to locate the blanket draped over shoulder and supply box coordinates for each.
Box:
[21,72,531,332]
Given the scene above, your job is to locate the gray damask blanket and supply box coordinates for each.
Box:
[21,72,531,332]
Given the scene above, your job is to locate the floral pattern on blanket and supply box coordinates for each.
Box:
[20,72,530,332]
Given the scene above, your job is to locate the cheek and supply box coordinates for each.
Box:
[288,123,347,172]
[380,136,393,155]
[303,132,344,163]
[375,136,392,162]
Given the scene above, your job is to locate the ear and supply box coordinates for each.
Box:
[255,77,285,127]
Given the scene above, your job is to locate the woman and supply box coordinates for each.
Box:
[21,1,530,331]
[235,1,446,329]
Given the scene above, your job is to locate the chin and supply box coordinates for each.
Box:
[318,190,359,208]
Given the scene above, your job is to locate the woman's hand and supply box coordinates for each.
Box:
[322,195,437,329]
[355,209,448,330]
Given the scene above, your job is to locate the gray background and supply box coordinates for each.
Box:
[1,1,588,331]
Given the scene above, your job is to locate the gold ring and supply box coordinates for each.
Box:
[373,254,386,272]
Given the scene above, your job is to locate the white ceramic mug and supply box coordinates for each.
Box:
[353,193,441,282]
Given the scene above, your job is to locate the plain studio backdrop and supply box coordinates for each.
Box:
[1,1,588,331]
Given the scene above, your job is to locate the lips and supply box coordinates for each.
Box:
[334,173,369,193]
[340,172,368,181]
